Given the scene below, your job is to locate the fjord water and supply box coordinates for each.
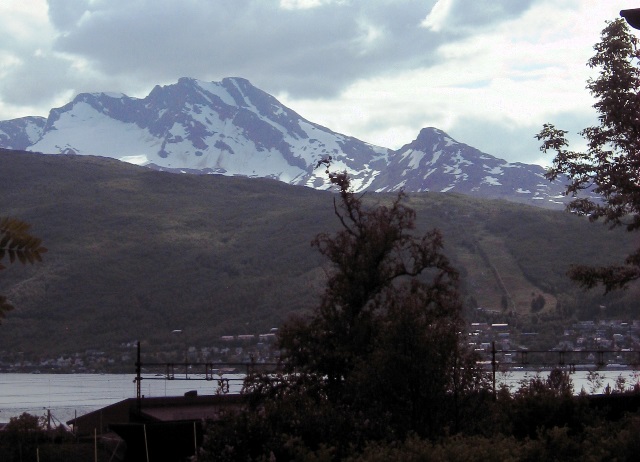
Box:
[1,370,638,425]
[0,373,244,424]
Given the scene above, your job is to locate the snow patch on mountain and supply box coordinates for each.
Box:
[485,165,503,175]
[483,176,502,186]
[0,78,580,209]
[31,102,155,162]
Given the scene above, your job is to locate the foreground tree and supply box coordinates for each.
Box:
[281,169,486,434]
[280,170,462,386]
[536,18,640,291]
[1,412,46,461]
[206,168,489,459]
[0,217,47,322]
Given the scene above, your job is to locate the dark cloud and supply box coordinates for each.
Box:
[47,0,90,32]
[445,0,536,30]
[0,53,75,106]
[11,0,540,108]
[47,0,451,98]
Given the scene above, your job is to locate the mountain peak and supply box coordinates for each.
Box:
[401,127,456,152]
[419,126,450,139]
[0,77,571,208]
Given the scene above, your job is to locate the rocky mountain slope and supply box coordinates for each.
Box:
[0,77,568,208]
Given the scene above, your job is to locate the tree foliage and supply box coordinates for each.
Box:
[210,168,489,459]
[5,412,45,434]
[536,18,640,291]
[281,168,486,419]
[530,293,546,313]
[280,170,466,389]
[0,217,47,322]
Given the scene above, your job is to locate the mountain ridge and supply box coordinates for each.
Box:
[0,77,570,208]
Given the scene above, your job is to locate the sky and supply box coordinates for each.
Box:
[0,0,638,167]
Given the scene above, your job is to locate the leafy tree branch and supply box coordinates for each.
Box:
[0,217,47,322]
[536,18,640,291]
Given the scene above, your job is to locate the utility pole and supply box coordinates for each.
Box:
[135,341,141,412]
[491,341,497,401]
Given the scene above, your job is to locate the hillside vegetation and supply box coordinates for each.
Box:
[0,149,638,357]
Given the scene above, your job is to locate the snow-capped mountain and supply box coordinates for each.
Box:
[0,77,567,207]
[370,127,559,205]
[0,116,46,150]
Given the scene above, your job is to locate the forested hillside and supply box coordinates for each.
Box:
[0,149,637,357]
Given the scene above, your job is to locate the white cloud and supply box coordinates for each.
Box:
[47,0,91,31]
[421,0,453,32]
[279,0,346,10]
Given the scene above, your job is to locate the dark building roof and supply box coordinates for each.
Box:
[67,392,245,436]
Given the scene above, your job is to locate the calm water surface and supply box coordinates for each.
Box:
[1,369,638,425]
[0,373,244,424]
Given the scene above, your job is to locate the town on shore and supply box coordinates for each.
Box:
[2,319,639,374]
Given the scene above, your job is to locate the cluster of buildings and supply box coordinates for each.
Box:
[556,320,640,351]
[0,329,281,374]
[0,348,126,373]
[4,321,640,373]
[468,319,640,369]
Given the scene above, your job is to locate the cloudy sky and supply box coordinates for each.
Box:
[0,0,637,166]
